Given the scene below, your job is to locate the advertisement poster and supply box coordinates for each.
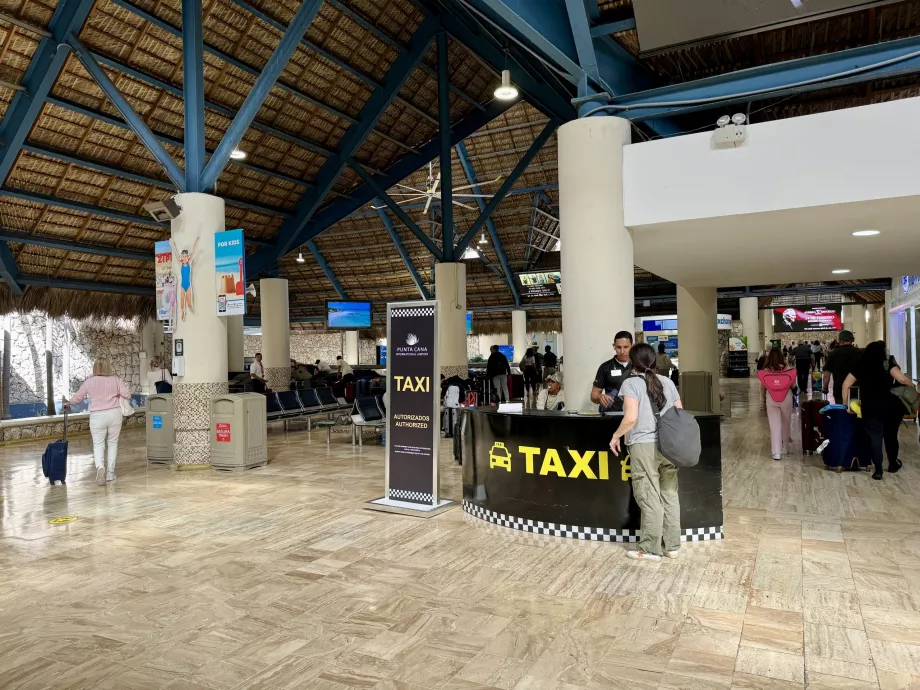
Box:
[773,305,842,332]
[386,302,439,506]
[646,335,679,355]
[519,271,561,298]
[155,240,174,323]
[214,229,245,316]
[729,336,748,352]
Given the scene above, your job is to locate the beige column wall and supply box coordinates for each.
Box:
[511,310,527,363]
[259,278,291,391]
[559,116,633,412]
[226,315,244,371]
[435,262,467,378]
[677,286,721,412]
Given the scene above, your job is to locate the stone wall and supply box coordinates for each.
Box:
[244,332,377,365]
[2,313,144,415]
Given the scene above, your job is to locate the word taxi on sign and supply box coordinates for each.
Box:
[489,442,630,481]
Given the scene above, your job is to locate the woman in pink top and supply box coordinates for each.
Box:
[757,348,797,461]
[65,358,131,486]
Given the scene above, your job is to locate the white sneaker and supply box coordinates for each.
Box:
[95,468,106,486]
[773,454,782,461]
[664,550,680,559]
[626,550,662,562]
[782,445,790,455]
[106,472,116,482]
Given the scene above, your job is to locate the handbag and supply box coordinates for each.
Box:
[650,395,701,468]
[120,396,134,418]
[891,384,920,414]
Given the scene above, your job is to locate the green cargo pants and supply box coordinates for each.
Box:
[629,442,681,555]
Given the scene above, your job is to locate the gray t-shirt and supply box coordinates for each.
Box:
[619,374,681,445]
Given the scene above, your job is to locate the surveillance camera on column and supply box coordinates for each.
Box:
[143,197,182,222]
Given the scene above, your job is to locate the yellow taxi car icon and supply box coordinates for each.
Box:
[489,442,511,471]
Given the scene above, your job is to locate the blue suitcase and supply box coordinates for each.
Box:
[41,406,68,485]
[820,405,870,472]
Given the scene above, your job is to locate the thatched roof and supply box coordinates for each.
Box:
[0,0,911,323]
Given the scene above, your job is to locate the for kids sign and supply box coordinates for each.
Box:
[214,229,246,316]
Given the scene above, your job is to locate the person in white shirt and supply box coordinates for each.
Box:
[250,353,268,393]
[536,373,565,411]
[336,355,353,376]
[146,358,173,393]
[315,359,333,374]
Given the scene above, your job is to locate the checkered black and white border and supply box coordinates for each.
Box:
[391,307,435,318]
[388,488,433,503]
[463,501,723,542]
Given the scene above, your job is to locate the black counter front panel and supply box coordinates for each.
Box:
[461,409,723,541]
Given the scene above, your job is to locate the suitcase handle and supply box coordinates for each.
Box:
[62,396,68,441]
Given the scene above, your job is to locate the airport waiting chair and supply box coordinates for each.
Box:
[352,396,385,446]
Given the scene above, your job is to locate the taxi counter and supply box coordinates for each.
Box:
[460,408,723,542]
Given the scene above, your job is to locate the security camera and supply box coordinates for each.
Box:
[246,284,257,298]
[143,197,182,222]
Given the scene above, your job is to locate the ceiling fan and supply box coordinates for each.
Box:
[372,161,503,214]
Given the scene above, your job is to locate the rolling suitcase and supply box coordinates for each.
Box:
[42,404,68,485]
[800,399,825,455]
[820,405,870,471]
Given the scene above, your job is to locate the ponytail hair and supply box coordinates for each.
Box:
[629,343,666,408]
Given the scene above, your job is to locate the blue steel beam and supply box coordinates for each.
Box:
[0,227,151,261]
[455,120,558,254]
[605,34,920,122]
[455,141,519,305]
[345,183,558,219]
[375,200,431,299]
[17,276,153,295]
[112,0,356,125]
[436,32,454,262]
[267,15,441,262]
[0,242,22,294]
[67,35,185,189]
[183,0,206,192]
[523,192,537,269]
[589,19,636,38]
[92,53,335,157]
[349,161,443,261]
[20,145,288,217]
[201,0,325,191]
[305,239,348,299]
[246,96,519,275]
[564,0,599,84]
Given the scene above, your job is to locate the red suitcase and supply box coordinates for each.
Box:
[800,399,825,455]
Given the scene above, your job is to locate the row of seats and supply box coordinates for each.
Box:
[266,387,349,422]
[351,395,386,446]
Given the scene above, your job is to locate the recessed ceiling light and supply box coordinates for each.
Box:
[230,149,247,160]
[851,230,880,236]
[832,269,850,274]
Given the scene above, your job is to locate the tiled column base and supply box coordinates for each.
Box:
[173,381,228,466]
[266,366,290,392]
[441,365,467,378]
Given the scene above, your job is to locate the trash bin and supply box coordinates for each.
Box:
[210,393,268,471]
[146,393,174,464]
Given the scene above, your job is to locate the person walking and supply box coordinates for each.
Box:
[520,348,540,406]
[486,345,511,404]
[609,343,683,562]
[757,348,797,461]
[842,341,916,480]
[64,358,131,486]
[542,345,558,380]
[655,342,674,377]
[811,340,824,371]
[792,341,814,398]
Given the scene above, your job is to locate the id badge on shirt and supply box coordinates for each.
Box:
[611,369,622,377]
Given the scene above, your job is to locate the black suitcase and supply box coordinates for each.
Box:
[42,404,68,485]
[800,399,825,455]
[821,405,870,471]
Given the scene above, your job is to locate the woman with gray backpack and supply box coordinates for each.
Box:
[610,342,700,562]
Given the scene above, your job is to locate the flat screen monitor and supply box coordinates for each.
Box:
[498,345,515,361]
[772,305,842,332]
[326,300,372,329]
[518,270,561,298]
[466,312,473,334]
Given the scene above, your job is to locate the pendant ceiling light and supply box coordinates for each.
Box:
[494,69,518,101]
[296,252,305,263]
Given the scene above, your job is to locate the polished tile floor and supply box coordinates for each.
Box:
[3,380,920,689]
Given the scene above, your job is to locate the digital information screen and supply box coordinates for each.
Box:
[327,301,372,329]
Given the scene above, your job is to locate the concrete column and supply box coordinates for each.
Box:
[259,278,290,391]
[345,330,359,364]
[226,315,244,371]
[740,296,759,363]
[760,308,774,348]
[139,317,156,394]
[677,286,721,412]
[170,193,228,467]
[556,332,564,360]
[843,304,869,346]
[511,310,527,363]
[435,262,467,377]
[559,116,633,412]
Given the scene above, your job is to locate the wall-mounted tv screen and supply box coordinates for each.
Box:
[327,300,372,329]
[466,312,473,334]
[519,271,561,297]
[498,345,515,361]
[772,305,842,332]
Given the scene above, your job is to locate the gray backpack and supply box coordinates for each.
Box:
[651,397,701,467]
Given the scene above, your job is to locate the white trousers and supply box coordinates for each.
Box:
[89,407,123,472]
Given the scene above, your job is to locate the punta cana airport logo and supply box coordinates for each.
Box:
[406,333,419,346]
[396,332,428,356]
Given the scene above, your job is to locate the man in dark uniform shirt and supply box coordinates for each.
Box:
[823,330,861,403]
[591,331,634,410]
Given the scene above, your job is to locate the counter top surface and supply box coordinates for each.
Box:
[463,406,721,420]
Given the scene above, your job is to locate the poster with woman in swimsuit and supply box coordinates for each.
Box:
[170,236,200,321]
